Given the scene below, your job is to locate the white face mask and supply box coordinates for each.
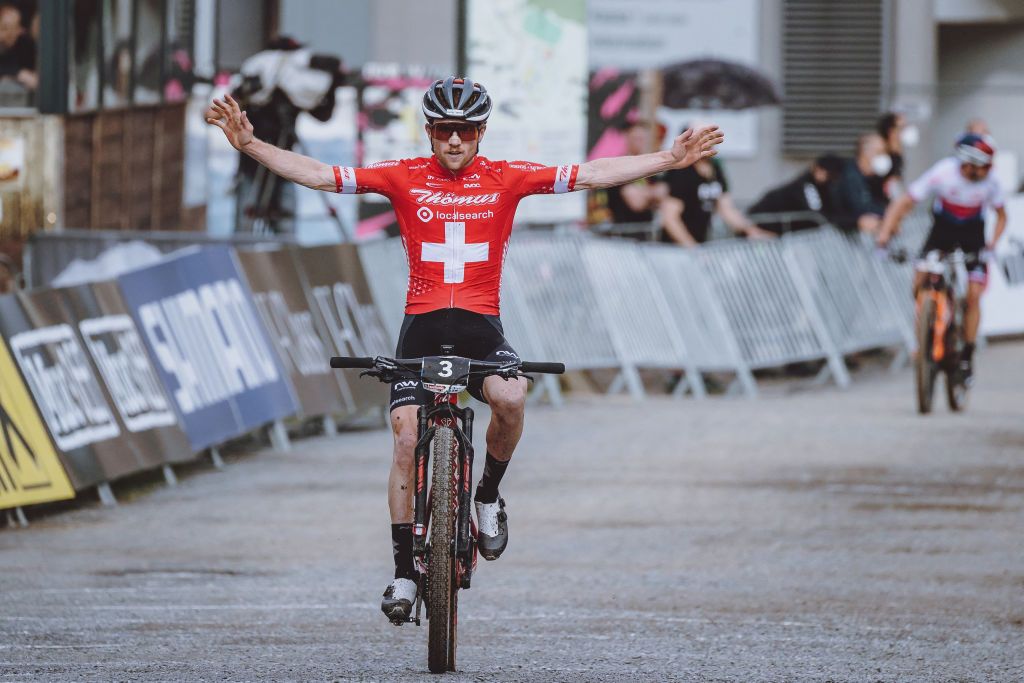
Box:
[871,154,893,177]
[900,124,920,148]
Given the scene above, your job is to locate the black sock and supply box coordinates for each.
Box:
[475,452,509,504]
[391,523,416,580]
[963,342,975,362]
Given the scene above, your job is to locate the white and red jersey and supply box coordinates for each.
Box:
[334,155,579,315]
[908,157,1005,224]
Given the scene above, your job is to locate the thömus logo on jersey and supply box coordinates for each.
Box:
[409,189,500,206]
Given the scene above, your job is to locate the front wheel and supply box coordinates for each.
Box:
[916,296,937,414]
[427,426,458,674]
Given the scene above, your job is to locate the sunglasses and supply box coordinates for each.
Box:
[429,122,481,142]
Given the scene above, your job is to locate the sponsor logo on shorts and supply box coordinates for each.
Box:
[393,380,419,391]
[495,350,520,360]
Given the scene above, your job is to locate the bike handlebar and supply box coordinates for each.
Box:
[329,356,565,375]
[329,356,375,369]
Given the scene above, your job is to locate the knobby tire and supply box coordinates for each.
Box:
[916,297,937,414]
[427,426,457,674]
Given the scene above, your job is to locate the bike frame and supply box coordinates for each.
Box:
[915,250,967,364]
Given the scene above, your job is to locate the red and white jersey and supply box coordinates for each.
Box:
[908,157,1005,224]
[334,156,579,315]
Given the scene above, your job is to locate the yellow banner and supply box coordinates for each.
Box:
[0,337,75,510]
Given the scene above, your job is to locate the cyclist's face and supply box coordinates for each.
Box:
[427,121,485,171]
[960,163,991,183]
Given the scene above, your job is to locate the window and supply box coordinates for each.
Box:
[782,0,885,155]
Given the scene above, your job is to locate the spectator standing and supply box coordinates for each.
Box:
[747,154,845,234]
[832,133,891,234]
[661,127,774,244]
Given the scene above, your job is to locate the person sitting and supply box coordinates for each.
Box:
[747,154,845,235]
[660,125,774,245]
[832,132,891,234]
[601,121,691,243]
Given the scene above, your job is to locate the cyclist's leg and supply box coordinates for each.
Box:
[388,404,420,525]
[481,374,528,461]
[963,253,988,346]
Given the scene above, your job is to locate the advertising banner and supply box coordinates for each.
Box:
[3,290,131,489]
[467,0,588,223]
[65,282,194,465]
[117,246,299,452]
[587,0,761,158]
[295,244,391,412]
[0,297,75,510]
[235,247,349,418]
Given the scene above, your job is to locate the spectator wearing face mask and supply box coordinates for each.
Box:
[874,111,918,201]
[747,154,845,235]
[832,133,891,234]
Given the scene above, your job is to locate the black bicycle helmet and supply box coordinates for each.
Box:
[422,77,491,123]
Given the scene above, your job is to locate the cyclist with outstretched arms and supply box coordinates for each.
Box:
[877,134,1008,384]
[206,77,723,622]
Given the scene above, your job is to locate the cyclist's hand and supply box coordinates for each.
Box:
[981,246,996,263]
[670,124,724,168]
[206,94,254,150]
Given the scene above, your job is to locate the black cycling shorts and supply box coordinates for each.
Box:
[388,308,520,412]
[919,216,988,284]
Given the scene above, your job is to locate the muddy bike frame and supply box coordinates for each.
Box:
[914,249,970,414]
[330,349,563,672]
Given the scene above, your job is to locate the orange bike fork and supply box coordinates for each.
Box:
[931,292,948,362]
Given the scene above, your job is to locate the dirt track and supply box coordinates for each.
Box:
[2,343,1023,682]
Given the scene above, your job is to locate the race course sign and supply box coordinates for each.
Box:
[0,298,75,510]
[117,246,299,452]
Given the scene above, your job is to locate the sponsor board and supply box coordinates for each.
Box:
[7,324,121,452]
[0,332,75,510]
[236,247,349,418]
[118,247,299,452]
[296,244,392,411]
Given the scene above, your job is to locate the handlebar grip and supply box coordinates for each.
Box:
[519,361,565,375]
[330,356,375,369]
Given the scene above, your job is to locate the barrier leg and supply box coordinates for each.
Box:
[606,372,626,396]
[15,507,28,527]
[210,447,225,470]
[672,371,707,400]
[162,465,178,486]
[322,415,338,438]
[542,375,563,408]
[97,483,117,507]
[269,420,291,453]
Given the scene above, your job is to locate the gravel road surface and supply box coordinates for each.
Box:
[2,343,1023,682]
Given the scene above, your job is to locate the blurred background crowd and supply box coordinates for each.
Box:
[0,0,1022,285]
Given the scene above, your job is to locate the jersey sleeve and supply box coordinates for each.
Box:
[500,161,580,197]
[332,160,404,197]
[907,159,947,203]
[988,178,1006,209]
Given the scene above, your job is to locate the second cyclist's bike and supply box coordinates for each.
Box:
[330,348,564,673]
[914,249,970,414]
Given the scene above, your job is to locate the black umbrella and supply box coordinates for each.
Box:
[659,58,781,110]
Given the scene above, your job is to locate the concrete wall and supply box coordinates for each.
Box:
[937,21,1024,192]
[277,0,456,72]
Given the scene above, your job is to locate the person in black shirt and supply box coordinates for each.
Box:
[747,154,844,235]
[601,121,690,242]
[873,111,916,203]
[0,4,34,90]
[660,128,774,245]
[832,133,890,234]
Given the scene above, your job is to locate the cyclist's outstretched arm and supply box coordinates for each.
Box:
[877,194,917,247]
[206,94,336,192]
[574,125,724,191]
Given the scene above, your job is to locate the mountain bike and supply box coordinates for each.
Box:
[330,348,564,673]
[913,249,970,414]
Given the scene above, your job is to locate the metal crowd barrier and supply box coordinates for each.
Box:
[640,244,757,396]
[695,238,851,387]
[783,227,910,355]
[355,220,938,400]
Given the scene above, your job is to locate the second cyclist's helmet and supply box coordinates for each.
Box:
[954,133,995,166]
[422,77,492,124]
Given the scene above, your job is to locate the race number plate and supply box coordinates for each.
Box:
[421,356,471,394]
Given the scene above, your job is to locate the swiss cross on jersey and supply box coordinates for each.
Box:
[334,156,579,315]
